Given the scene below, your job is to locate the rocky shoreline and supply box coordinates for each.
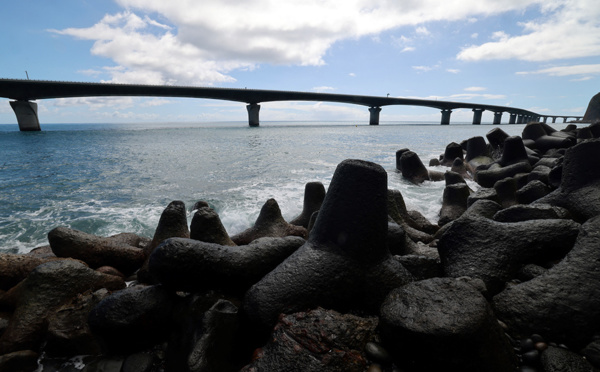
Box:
[2,121,600,371]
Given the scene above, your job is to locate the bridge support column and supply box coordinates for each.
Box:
[508,113,516,124]
[10,100,41,131]
[517,114,524,124]
[440,109,452,125]
[369,106,381,125]
[472,108,484,125]
[493,111,503,124]
[542,116,548,123]
[563,117,568,123]
[246,103,260,127]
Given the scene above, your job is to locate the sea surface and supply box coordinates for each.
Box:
[0,121,538,253]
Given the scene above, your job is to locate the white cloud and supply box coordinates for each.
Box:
[471,33,479,39]
[446,68,461,74]
[516,63,600,76]
[401,47,416,53]
[51,0,548,85]
[464,86,487,91]
[412,66,433,72]
[312,86,336,92]
[458,0,600,61]
[349,72,356,77]
[54,97,136,110]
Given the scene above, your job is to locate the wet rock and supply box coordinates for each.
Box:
[0,260,125,354]
[535,139,600,221]
[476,161,532,188]
[144,201,190,258]
[241,307,377,372]
[88,285,175,354]
[48,227,145,276]
[25,245,56,259]
[107,233,150,250]
[451,157,471,179]
[289,182,326,229]
[438,215,580,293]
[0,254,60,291]
[493,204,570,223]
[540,346,593,371]
[380,278,517,371]
[428,158,440,166]
[400,151,431,184]
[438,183,470,226]
[516,180,551,204]
[0,350,38,372]
[231,199,307,245]
[441,142,464,166]
[493,215,600,348]
[170,299,239,372]
[149,236,305,294]
[189,206,236,246]
[444,170,467,186]
[45,289,111,357]
[244,159,413,329]
[395,148,410,172]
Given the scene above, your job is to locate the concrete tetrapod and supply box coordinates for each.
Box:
[244,159,413,330]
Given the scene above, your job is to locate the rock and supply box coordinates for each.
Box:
[25,245,56,259]
[379,278,517,371]
[400,151,430,184]
[244,159,413,330]
[167,298,239,372]
[522,123,576,153]
[517,264,547,282]
[493,204,570,222]
[387,222,411,256]
[289,182,326,228]
[441,142,464,166]
[540,346,594,371]
[80,356,125,372]
[106,233,150,249]
[122,352,156,372]
[493,215,600,348]
[0,254,59,291]
[191,200,210,211]
[534,139,600,221]
[95,266,125,278]
[494,177,518,208]
[464,199,503,220]
[189,206,236,246]
[466,136,490,162]
[0,350,38,372]
[395,148,410,172]
[451,157,471,179]
[499,136,529,167]
[444,170,467,186]
[581,339,600,368]
[467,187,499,207]
[44,289,111,357]
[0,260,125,354]
[241,307,377,372]
[438,183,470,226]
[231,199,307,245]
[487,127,510,149]
[429,158,440,166]
[406,210,439,235]
[48,227,145,276]
[394,254,442,280]
[144,201,190,258]
[438,215,580,293]
[516,180,551,204]
[476,161,532,188]
[149,236,305,294]
[527,165,552,185]
[364,342,392,365]
[582,92,600,123]
[88,285,175,354]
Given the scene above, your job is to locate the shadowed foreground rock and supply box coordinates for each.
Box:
[190,206,236,246]
[289,182,326,228]
[438,215,580,293]
[241,307,377,372]
[380,278,517,371]
[244,159,413,330]
[0,260,125,354]
[493,215,600,348]
[149,236,305,294]
[231,199,307,245]
[48,227,145,275]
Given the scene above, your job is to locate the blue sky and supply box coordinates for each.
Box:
[1,0,598,124]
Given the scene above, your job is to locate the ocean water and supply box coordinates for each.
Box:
[0,121,536,253]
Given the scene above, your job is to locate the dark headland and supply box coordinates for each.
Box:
[1,106,600,371]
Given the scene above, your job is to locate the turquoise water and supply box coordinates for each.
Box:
[0,121,535,253]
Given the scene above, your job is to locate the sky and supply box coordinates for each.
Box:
[0,0,599,124]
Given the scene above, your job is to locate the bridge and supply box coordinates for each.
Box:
[0,79,583,131]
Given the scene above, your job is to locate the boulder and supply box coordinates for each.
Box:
[493,204,570,223]
[582,92,600,123]
[444,170,467,186]
[231,199,307,245]
[400,151,430,184]
[475,161,532,188]
[0,254,60,291]
[498,136,529,167]
[486,127,509,149]
[189,206,236,246]
[48,227,145,275]
[450,157,471,179]
[395,148,410,172]
[582,340,600,368]
[149,236,305,294]
[0,350,38,372]
[516,180,551,204]
[438,215,580,293]
[0,260,125,354]
[244,160,413,330]
[522,122,576,153]
[394,254,442,281]
[88,285,175,354]
[465,136,490,162]
[380,278,517,371]
[438,183,470,226]
[241,308,377,372]
[144,200,190,258]
[540,346,594,371]
[289,182,326,228]
[467,187,499,207]
[493,215,600,348]
[493,177,518,208]
[441,142,464,166]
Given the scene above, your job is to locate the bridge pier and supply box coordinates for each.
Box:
[246,103,260,127]
[440,109,452,125]
[508,113,516,124]
[563,117,568,123]
[551,117,557,123]
[493,111,503,124]
[516,114,524,124]
[472,108,484,125]
[369,106,381,125]
[10,100,41,131]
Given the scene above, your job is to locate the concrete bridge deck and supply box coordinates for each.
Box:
[0,79,582,131]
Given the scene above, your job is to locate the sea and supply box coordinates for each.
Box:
[0,121,539,254]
